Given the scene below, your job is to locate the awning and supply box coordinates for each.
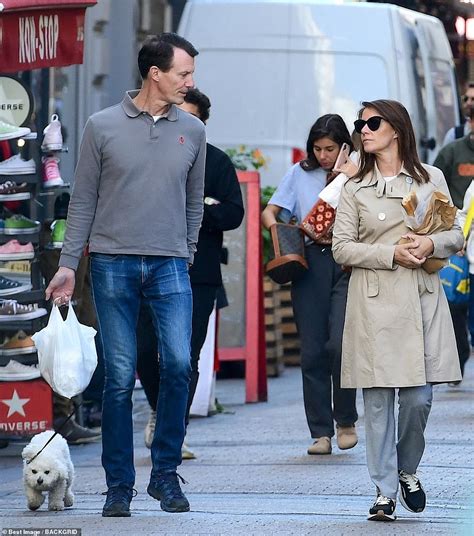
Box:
[0,0,97,73]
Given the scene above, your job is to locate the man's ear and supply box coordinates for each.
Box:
[149,66,161,82]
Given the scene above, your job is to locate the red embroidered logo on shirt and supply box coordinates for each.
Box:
[179,136,185,144]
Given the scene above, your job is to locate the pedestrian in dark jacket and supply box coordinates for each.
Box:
[137,88,244,459]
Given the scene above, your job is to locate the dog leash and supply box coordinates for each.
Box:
[26,402,82,465]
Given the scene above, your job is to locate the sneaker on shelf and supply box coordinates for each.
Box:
[368,495,396,522]
[42,156,64,188]
[398,470,426,513]
[0,330,36,355]
[0,260,31,276]
[0,181,31,201]
[0,360,40,381]
[54,417,101,445]
[144,409,156,449]
[0,120,31,141]
[41,114,63,152]
[0,300,47,321]
[0,240,34,260]
[0,154,36,175]
[50,219,66,248]
[0,275,32,296]
[4,215,40,235]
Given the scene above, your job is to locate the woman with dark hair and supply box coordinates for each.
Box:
[332,100,463,522]
[262,114,358,456]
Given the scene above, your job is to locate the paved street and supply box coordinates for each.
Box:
[0,360,472,535]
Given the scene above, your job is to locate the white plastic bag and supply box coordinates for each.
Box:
[32,304,98,399]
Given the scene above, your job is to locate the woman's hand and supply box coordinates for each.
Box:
[333,159,358,177]
[402,233,434,260]
[394,242,425,269]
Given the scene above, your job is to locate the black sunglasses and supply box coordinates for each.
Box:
[354,116,384,133]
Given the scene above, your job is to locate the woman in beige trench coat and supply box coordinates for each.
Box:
[332,100,463,522]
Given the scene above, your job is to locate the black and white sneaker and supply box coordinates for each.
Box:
[0,275,31,296]
[399,470,426,513]
[368,495,396,521]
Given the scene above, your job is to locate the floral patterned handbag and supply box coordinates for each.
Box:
[300,199,336,245]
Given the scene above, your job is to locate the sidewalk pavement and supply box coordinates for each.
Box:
[0,360,473,535]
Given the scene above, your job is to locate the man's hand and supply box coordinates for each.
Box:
[45,267,76,304]
[402,233,434,260]
[394,242,425,269]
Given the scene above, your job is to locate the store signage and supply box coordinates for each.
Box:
[0,379,52,436]
[0,7,88,73]
[0,75,34,126]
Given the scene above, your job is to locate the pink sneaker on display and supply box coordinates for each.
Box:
[0,240,34,260]
[41,114,63,151]
[42,156,64,188]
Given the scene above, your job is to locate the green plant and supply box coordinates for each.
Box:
[261,186,276,265]
[225,145,267,171]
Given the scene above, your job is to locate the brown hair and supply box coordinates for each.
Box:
[353,99,429,184]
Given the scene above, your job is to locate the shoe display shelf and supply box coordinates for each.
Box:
[0,134,48,377]
[0,121,61,443]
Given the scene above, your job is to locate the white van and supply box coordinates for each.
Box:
[178,0,460,186]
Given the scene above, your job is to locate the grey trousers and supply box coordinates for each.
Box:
[363,384,433,499]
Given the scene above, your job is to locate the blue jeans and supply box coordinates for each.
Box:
[90,254,192,489]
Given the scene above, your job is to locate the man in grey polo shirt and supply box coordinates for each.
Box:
[45,33,206,517]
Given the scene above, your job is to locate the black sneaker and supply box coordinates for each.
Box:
[0,275,31,296]
[102,487,136,517]
[368,495,396,521]
[147,472,190,513]
[398,470,426,513]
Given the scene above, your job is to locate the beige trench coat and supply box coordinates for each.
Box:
[332,164,463,388]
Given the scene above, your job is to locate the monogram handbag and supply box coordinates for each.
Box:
[265,223,308,284]
[300,198,336,244]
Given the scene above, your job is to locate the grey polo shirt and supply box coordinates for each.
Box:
[59,90,206,271]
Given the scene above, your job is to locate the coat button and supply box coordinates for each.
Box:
[406,177,413,184]
[378,212,386,221]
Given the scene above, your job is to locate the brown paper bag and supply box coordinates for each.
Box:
[399,190,457,273]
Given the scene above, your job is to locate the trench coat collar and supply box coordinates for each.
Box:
[360,162,413,198]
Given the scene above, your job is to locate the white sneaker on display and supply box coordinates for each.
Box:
[0,360,40,381]
[0,154,36,175]
[0,120,31,141]
[41,114,63,151]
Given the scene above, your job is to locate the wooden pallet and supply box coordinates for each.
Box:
[276,282,301,366]
[264,277,285,377]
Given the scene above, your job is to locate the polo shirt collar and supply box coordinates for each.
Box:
[121,90,178,121]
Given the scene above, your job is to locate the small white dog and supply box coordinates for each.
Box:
[22,430,74,511]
